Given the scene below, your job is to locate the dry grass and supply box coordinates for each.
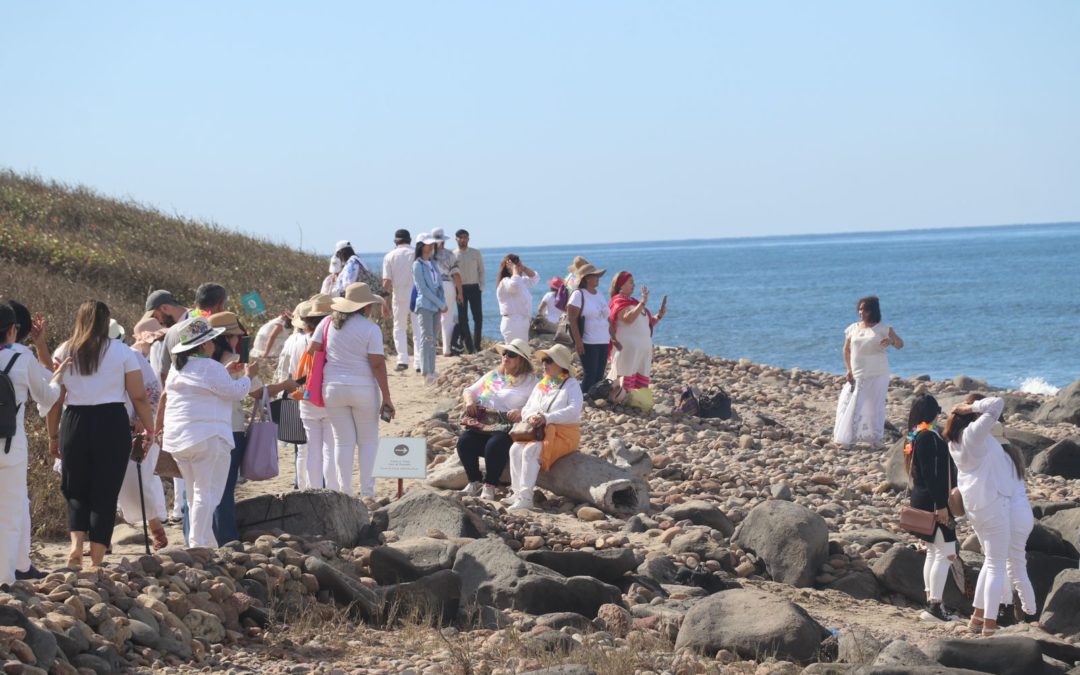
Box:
[0,170,340,538]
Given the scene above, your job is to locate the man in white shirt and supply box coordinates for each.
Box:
[453,228,484,354]
[382,229,420,371]
[431,227,463,357]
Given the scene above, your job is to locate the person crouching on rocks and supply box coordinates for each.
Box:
[505,344,583,511]
[457,339,538,501]
[162,317,258,549]
[944,394,1037,635]
[903,394,959,623]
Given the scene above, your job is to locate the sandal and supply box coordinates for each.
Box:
[967,617,984,633]
[981,625,998,638]
[150,525,169,551]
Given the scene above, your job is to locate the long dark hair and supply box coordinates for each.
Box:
[904,394,941,477]
[945,393,1025,480]
[857,295,882,324]
[498,254,520,280]
[68,301,111,375]
[336,246,356,263]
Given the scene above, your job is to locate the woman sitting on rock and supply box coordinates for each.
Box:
[944,394,1036,635]
[903,394,959,623]
[506,344,583,511]
[457,339,537,501]
[163,316,257,549]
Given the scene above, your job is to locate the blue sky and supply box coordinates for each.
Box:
[2,2,1078,251]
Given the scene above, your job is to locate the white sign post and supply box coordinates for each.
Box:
[373,437,427,498]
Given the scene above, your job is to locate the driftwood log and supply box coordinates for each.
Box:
[427,451,650,515]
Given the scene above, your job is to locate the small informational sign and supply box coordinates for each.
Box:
[240,291,266,317]
[373,437,427,479]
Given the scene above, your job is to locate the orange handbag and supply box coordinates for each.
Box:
[290,350,314,401]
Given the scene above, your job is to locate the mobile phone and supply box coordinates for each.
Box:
[295,375,308,386]
[238,336,251,363]
[380,404,393,422]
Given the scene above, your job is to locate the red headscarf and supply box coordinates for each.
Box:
[608,272,655,335]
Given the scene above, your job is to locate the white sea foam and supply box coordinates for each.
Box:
[1020,377,1059,396]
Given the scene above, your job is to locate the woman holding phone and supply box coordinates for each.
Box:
[607,270,666,394]
[496,254,539,343]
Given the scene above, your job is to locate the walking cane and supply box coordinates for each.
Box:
[133,433,151,555]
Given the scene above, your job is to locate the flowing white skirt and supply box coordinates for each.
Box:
[833,375,889,446]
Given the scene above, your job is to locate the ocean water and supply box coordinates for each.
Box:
[363,223,1080,390]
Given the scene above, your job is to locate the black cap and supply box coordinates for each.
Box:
[145,289,179,312]
[394,229,411,244]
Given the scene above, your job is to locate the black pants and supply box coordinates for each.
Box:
[581,342,610,394]
[454,284,483,353]
[60,403,132,545]
[456,429,512,485]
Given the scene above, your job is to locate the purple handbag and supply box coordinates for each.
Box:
[241,389,279,481]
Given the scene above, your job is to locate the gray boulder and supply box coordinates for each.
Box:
[235,489,370,547]
[1031,501,1079,519]
[381,488,486,540]
[673,588,827,661]
[924,636,1043,675]
[303,557,380,620]
[452,536,621,617]
[871,545,969,612]
[837,629,884,664]
[377,569,461,625]
[370,536,460,584]
[0,605,58,668]
[884,439,911,492]
[1027,521,1076,559]
[833,529,903,548]
[733,500,828,588]
[1026,552,1079,611]
[1001,393,1042,419]
[826,568,882,601]
[1041,568,1080,636]
[1030,438,1080,480]
[1033,378,1080,426]
[871,639,936,668]
[519,548,639,584]
[663,500,736,537]
[1041,508,1080,558]
[1004,428,1056,464]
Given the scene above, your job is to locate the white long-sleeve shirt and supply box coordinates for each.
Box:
[496,272,539,319]
[163,357,251,453]
[521,377,583,426]
[276,331,308,382]
[462,370,537,412]
[0,344,61,465]
[947,397,1019,512]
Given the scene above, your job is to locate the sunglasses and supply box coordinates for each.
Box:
[541,357,554,365]
[501,351,521,360]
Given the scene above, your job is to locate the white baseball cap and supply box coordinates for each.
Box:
[334,240,352,252]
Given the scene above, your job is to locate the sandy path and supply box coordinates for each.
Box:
[33,355,453,569]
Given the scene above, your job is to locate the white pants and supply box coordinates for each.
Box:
[0,462,27,585]
[117,442,168,525]
[391,289,421,367]
[969,493,1037,616]
[441,281,457,354]
[833,375,889,446]
[19,499,30,572]
[171,477,186,519]
[500,315,530,344]
[300,401,334,489]
[508,441,542,500]
[325,382,381,498]
[171,437,232,549]
[923,528,956,603]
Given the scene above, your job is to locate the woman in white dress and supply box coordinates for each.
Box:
[833,295,903,446]
[496,254,539,343]
[607,271,667,392]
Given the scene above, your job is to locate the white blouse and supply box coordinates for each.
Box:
[463,370,537,413]
[521,377,584,425]
[0,344,61,464]
[163,357,251,452]
[947,397,1020,512]
[497,272,539,318]
[845,322,892,379]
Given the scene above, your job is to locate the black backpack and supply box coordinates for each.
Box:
[1,351,22,454]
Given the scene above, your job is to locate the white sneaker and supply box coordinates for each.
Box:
[508,498,534,512]
[480,485,497,500]
[500,492,517,506]
[459,481,482,497]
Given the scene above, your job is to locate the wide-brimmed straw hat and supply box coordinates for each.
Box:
[209,311,246,336]
[567,256,590,274]
[331,283,385,313]
[575,263,606,279]
[495,338,533,361]
[170,316,225,354]
[306,293,333,317]
[291,301,310,329]
[535,343,575,372]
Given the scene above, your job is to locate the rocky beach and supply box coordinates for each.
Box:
[3,346,1079,675]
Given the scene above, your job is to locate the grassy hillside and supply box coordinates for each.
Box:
[0,170,330,539]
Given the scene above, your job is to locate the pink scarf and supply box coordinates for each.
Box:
[608,272,655,335]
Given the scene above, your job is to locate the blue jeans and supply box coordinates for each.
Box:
[212,432,248,546]
[581,342,609,394]
[417,309,440,375]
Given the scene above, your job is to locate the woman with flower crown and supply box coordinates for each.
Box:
[903,394,959,623]
[456,339,537,501]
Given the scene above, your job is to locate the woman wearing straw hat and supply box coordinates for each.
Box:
[206,311,298,544]
[308,283,395,498]
[162,316,258,549]
[48,301,155,569]
[506,344,583,511]
[412,234,447,385]
[566,262,613,394]
[496,254,539,344]
[456,339,538,501]
[293,294,335,489]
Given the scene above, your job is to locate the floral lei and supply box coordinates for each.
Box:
[537,373,567,394]
[474,370,515,405]
[903,422,941,456]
